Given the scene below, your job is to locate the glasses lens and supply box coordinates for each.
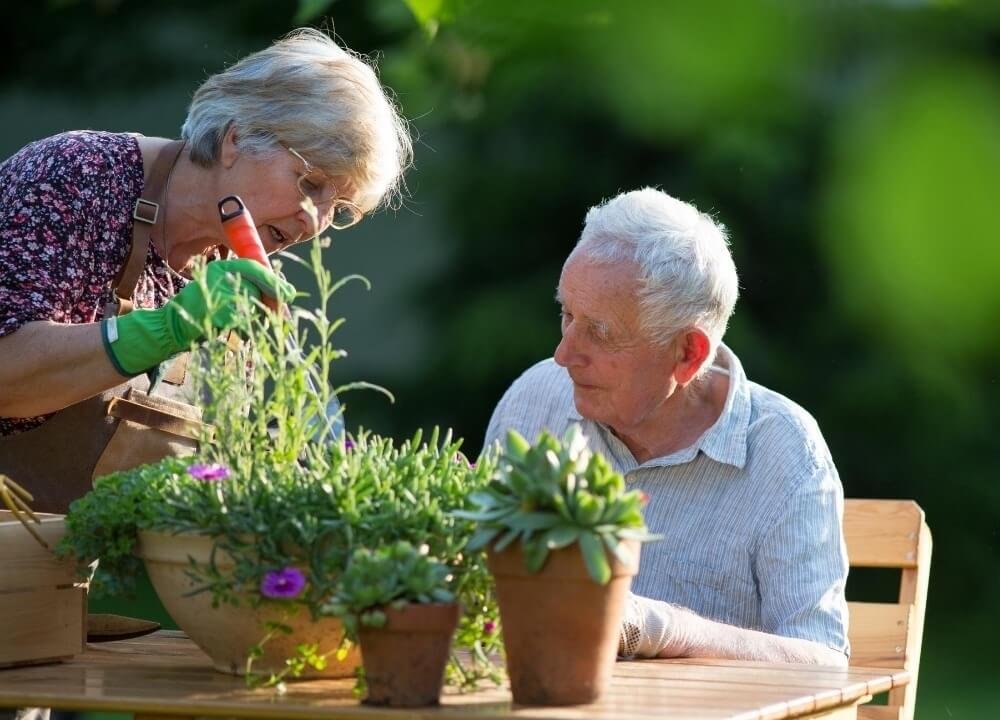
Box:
[330,203,362,230]
[297,175,332,206]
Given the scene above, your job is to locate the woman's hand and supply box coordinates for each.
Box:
[104,259,296,376]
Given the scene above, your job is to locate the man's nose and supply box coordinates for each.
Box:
[554,331,584,368]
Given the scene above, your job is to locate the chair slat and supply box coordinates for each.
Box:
[847,601,911,668]
[859,705,902,720]
[843,499,922,568]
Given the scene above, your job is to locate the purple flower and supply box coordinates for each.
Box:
[260,567,307,599]
[483,620,496,635]
[343,439,355,450]
[187,463,230,482]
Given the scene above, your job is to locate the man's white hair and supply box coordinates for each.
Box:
[568,188,739,354]
[181,28,412,212]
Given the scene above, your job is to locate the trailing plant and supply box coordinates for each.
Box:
[58,237,502,689]
[457,425,659,584]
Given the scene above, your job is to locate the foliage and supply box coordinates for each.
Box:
[58,238,501,688]
[325,541,455,638]
[457,425,658,584]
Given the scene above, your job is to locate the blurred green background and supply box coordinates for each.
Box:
[2,0,998,717]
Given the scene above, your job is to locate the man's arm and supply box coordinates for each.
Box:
[620,593,847,666]
[621,449,850,667]
[668,603,848,666]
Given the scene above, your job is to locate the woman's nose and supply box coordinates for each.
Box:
[298,203,333,237]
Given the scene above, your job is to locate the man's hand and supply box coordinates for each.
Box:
[102,258,295,376]
[619,592,675,658]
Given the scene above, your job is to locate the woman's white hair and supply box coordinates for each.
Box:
[568,187,739,354]
[181,28,412,211]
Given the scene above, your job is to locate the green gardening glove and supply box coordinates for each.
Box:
[101,258,296,376]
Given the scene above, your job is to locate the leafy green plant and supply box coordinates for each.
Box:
[325,541,455,638]
[57,238,502,689]
[457,425,658,584]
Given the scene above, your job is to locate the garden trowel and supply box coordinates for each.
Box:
[87,613,161,642]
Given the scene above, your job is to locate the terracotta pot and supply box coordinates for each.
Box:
[136,530,360,678]
[358,602,460,707]
[487,540,639,705]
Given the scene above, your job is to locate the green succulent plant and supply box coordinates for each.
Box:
[456,425,658,584]
[325,541,456,638]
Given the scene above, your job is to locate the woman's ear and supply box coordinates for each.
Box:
[219,124,239,169]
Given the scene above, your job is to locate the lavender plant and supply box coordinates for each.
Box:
[58,238,502,689]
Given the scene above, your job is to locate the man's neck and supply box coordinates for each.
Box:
[612,366,730,465]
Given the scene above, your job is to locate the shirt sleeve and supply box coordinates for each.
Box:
[754,455,850,656]
[0,135,117,338]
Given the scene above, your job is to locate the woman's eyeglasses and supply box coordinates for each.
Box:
[285,146,364,231]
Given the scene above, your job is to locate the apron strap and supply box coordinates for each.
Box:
[104,139,187,318]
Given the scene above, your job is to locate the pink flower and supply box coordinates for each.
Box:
[483,620,496,635]
[187,463,230,482]
[260,567,307,599]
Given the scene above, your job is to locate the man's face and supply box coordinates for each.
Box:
[554,256,679,433]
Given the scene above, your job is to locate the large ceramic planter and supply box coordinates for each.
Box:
[136,530,360,678]
[487,540,639,705]
[358,602,459,707]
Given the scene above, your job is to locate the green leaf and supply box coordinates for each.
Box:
[523,540,550,573]
[579,532,611,585]
[542,525,579,550]
[467,490,501,509]
[493,527,521,552]
[504,430,531,461]
[505,512,561,532]
[574,494,604,526]
[602,533,633,566]
[465,526,499,551]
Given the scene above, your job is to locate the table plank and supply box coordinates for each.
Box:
[0,632,909,720]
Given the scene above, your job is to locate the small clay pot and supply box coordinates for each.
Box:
[488,540,639,706]
[358,602,460,707]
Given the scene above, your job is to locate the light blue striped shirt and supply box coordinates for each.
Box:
[483,345,849,655]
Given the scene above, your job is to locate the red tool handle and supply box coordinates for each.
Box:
[218,195,277,311]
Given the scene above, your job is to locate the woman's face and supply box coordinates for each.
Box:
[218,129,360,254]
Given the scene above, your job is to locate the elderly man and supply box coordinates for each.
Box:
[483,188,849,666]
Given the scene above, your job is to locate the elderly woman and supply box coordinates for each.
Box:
[0,28,411,510]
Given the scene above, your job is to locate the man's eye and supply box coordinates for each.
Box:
[303,178,322,192]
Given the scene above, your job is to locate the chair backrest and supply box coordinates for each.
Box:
[844,499,932,720]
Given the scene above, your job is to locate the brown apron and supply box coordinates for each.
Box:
[0,140,207,514]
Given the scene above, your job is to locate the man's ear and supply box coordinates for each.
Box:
[219,124,240,169]
[673,328,711,385]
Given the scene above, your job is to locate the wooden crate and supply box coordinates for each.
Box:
[0,510,86,668]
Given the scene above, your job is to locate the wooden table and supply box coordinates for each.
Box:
[0,631,909,720]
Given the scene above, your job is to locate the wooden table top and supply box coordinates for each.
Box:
[0,631,909,720]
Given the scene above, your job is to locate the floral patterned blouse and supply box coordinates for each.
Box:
[0,131,183,435]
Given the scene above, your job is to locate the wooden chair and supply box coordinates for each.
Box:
[844,499,932,720]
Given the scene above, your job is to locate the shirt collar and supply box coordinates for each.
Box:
[566,343,751,471]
